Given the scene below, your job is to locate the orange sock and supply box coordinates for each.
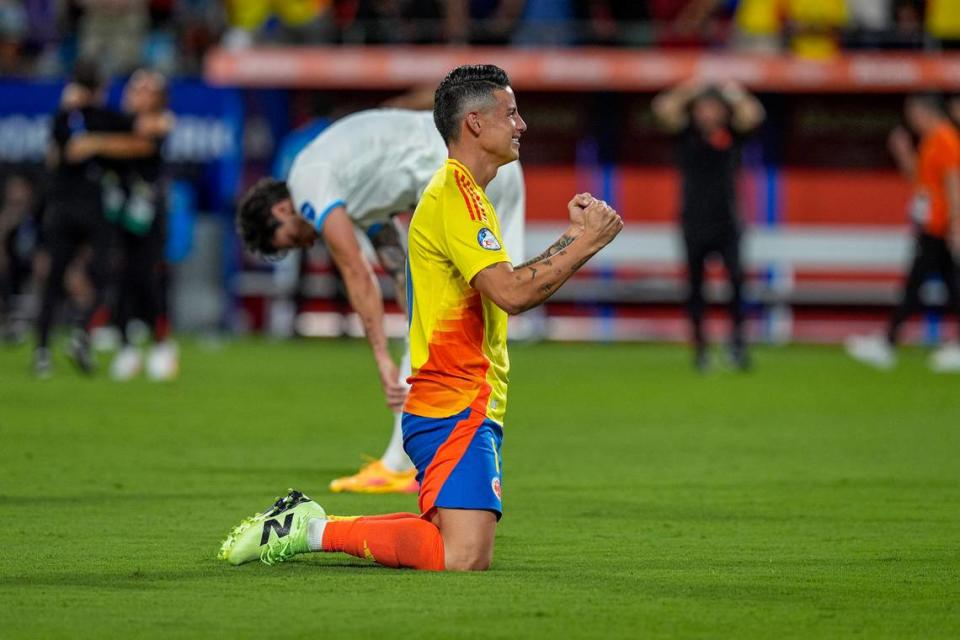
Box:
[321,515,444,571]
[328,512,421,523]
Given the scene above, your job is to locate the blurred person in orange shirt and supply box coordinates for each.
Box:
[847,95,960,372]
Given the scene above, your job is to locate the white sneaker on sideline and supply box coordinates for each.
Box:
[111,346,143,381]
[929,343,960,373]
[845,334,896,370]
[147,341,179,381]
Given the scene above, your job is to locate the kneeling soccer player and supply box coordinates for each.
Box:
[218,64,622,571]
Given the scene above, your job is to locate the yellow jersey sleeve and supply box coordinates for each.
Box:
[441,180,512,285]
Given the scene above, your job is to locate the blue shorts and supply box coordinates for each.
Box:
[402,405,504,519]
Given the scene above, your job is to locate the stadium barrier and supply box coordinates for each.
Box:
[206,46,960,92]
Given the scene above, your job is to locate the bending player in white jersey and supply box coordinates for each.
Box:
[236,108,525,494]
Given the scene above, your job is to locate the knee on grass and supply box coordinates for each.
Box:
[443,544,492,572]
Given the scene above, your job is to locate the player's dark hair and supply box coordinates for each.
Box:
[71,58,104,92]
[906,92,946,115]
[236,178,290,257]
[433,64,511,144]
[690,86,733,123]
[132,67,170,108]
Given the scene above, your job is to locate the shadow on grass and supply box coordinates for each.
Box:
[0,490,285,507]
[158,465,350,479]
[0,559,391,591]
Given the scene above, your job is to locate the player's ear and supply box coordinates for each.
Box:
[466,112,482,137]
[270,198,293,219]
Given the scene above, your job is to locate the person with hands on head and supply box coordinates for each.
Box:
[653,77,765,372]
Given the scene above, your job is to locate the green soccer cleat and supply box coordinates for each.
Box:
[217,489,326,566]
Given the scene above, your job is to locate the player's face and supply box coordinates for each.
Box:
[692,96,726,131]
[270,198,317,251]
[904,100,932,133]
[481,87,527,163]
[123,71,164,114]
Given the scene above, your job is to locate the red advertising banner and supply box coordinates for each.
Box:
[206,46,960,92]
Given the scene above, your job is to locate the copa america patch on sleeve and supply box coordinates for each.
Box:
[477,228,501,251]
[300,202,316,223]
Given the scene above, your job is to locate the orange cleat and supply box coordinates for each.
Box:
[329,459,419,494]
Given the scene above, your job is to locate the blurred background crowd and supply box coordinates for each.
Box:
[1,0,959,78]
[3,0,960,379]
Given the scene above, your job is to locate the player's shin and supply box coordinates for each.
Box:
[316,516,445,571]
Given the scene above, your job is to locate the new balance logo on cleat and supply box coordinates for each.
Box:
[260,513,295,545]
[219,489,325,566]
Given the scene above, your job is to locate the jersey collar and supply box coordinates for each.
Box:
[447,158,478,187]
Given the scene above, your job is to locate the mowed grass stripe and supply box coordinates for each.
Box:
[0,339,957,638]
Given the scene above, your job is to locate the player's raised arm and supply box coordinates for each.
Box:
[472,195,622,315]
[721,81,765,133]
[322,207,407,411]
[652,77,703,133]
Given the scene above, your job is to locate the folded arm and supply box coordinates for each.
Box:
[64,133,157,163]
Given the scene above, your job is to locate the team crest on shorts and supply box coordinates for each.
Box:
[491,477,502,500]
[477,228,501,251]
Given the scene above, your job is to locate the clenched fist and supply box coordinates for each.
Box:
[582,198,623,249]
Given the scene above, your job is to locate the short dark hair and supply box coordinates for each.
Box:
[433,64,511,144]
[906,92,946,114]
[690,86,733,121]
[236,178,290,257]
[131,67,169,108]
[71,59,104,92]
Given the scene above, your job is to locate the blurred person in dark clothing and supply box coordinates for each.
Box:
[0,173,40,342]
[33,60,162,378]
[107,68,177,381]
[653,78,765,371]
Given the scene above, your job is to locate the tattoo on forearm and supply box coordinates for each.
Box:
[571,256,591,272]
[515,234,575,269]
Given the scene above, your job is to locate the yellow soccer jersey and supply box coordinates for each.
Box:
[404,158,512,425]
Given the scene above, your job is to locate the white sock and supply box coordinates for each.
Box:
[381,342,414,473]
[381,411,414,472]
[307,517,327,552]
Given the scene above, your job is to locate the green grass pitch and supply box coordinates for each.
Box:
[1,339,958,638]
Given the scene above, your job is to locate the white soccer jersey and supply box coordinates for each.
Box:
[286,109,525,260]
